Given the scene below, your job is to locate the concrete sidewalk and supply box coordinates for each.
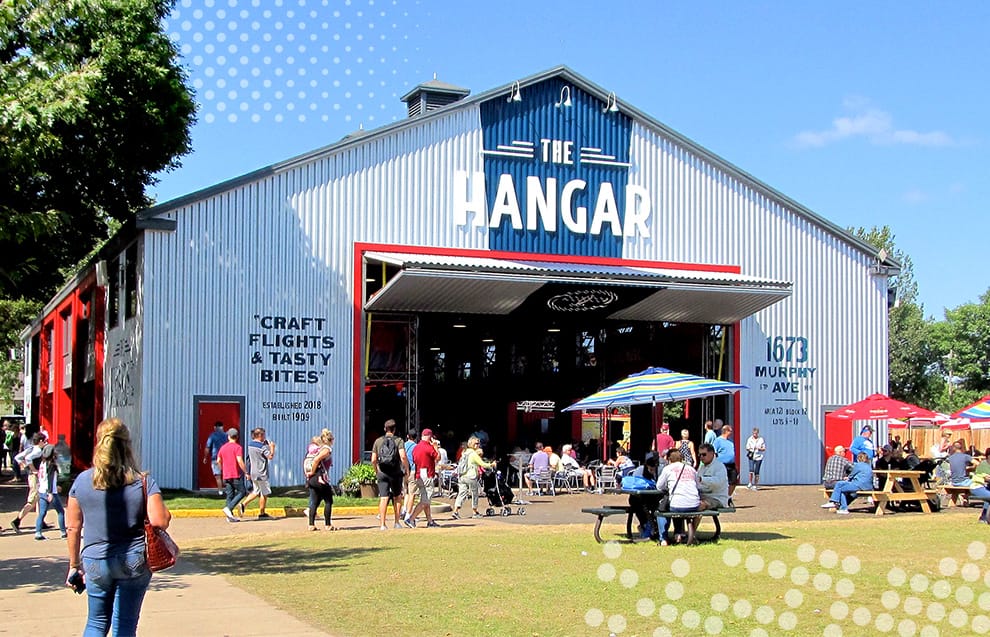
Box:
[0,514,333,637]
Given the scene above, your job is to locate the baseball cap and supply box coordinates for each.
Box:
[660,421,670,429]
[421,428,434,438]
[860,425,873,433]
[227,428,239,438]
[42,444,56,459]
[881,444,892,453]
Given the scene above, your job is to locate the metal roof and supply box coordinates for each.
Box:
[137,65,901,272]
[363,252,792,325]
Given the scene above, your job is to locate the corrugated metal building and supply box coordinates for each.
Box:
[20,66,896,488]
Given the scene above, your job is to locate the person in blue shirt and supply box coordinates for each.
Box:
[849,425,876,462]
[822,452,874,514]
[401,430,418,519]
[712,425,738,496]
[203,421,228,495]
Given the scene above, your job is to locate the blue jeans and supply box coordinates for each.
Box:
[657,506,700,541]
[82,550,152,636]
[36,493,65,536]
[969,486,990,519]
[224,476,246,510]
[830,481,861,510]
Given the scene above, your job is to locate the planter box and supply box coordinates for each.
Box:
[359,484,377,499]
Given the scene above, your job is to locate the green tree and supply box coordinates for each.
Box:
[851,225,941,406]
[930,289,990,413]
[0,298,41,405]
[0,0,195,300]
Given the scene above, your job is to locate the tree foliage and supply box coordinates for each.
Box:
[930,289,990,412]
[0,298,42,404]
[851,225,939,406]
[0,0,195,300]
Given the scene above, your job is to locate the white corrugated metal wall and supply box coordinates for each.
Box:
[626,123,888,484]
[139,97,886,488]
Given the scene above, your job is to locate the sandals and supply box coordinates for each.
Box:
[324,525,338,531]
[308,525,318,531]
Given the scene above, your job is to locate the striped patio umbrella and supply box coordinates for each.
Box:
[562,366,747,412]
[951,395,990,421]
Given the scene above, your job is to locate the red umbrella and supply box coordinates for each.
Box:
[830,393,937,420]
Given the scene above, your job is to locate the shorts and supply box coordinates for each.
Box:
[723,463,738,485]
[211,460,222,476]
[26,472,39,505]
[250,477,272,496]
[377,471,403,499]
[748,458,763,476]
[415,477,432,505]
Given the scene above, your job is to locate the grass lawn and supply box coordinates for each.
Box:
[179,516,990,636]
[161,487,379,509]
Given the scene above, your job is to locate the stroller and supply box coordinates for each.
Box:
[482,469,526,517]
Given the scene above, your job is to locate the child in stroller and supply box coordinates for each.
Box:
[482,469,526,516]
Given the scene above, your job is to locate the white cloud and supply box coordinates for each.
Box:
[793,99,955,148]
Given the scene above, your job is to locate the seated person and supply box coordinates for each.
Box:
[822,446,853,489]
[902,442,920,470]
[874,444,908,489]
[948,441,979,487]
[822,452,873,514]
[524,443,549,494]
[545,446,562,473]
[655,450,701,545]
[696,443,729,510]
[608,452,635,476]
[627,453,660,538]
[559,444,596,490]
[969,454,990,524]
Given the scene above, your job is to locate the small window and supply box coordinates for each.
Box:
[45,324,54,393]
[125,243,138,320]
[482,343,496,378]
[61,311,72,389]
[107,256,120,328]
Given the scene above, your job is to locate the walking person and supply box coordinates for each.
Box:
[371,420,409,531]
[10,433,45,533]
[406,429,440,528]
[745,428,766,490]
[678,429,697,468]
[217,428,247,522]
[202,421,227,495]
[35,444,67,540]
[304,429,336,531]
[65,418,172,637]
[451,436,496,519]
[240,427,276,519]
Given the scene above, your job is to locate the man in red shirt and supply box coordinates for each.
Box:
[405,429,440,528]
[216,428,247,522]
[653,421,675,459]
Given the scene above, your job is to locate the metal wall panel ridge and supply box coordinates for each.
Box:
[626,122,889,484]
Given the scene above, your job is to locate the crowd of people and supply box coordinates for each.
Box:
[821,424,990,520]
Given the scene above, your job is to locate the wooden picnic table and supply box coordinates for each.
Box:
[871,469,935,515]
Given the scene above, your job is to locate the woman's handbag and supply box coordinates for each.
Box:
[142,475,179,572]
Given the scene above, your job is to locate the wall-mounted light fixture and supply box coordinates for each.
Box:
[555,85,572,108]
[603,92,619,113]
[507,80,522,103]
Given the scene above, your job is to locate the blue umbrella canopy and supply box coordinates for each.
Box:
[562,366,747,412]
[952,395,990,421]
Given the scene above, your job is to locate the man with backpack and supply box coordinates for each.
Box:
[371,419,409,531]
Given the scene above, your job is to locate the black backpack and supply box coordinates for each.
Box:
[378,435,400,470]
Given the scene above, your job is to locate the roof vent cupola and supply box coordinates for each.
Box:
[400,73,470,118]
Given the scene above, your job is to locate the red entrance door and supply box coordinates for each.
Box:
[823,412,853,464]
[196,400,241,490]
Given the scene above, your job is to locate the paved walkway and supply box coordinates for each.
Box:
[0,475,976,636]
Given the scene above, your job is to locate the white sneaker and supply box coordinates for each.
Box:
[746,483,753,489]
[820,502,836,509]
[835,509,850,515]
[222,507,237,521]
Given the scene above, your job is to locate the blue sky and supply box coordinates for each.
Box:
[155,1,988,316]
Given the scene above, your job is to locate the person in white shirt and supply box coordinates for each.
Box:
[559,444,596,490]
[10,433,46,533]
[745,428,767,491]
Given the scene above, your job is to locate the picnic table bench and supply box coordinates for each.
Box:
[940,485,972,507]
[581,502,735,545]
[821,484,939,514]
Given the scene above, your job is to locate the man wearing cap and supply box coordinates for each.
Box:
[405,428,440,528]
[216,428,247,522]
[204,421,228,495]
[822,446,853,489]
[849,425,876,463]
[652,422,676,459]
